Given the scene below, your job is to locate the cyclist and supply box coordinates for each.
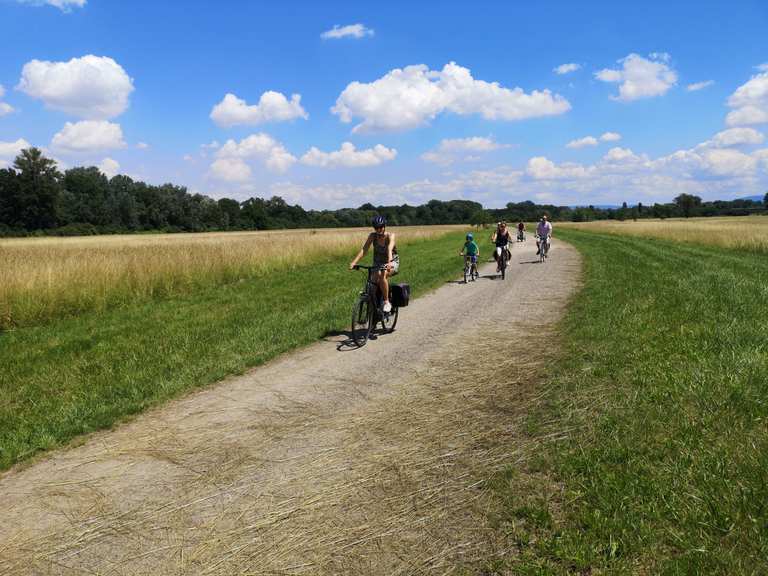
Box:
[349,215,399,313]
[517,220,526,242]
[536,215,552,255]
[459,232,480,275]
[491,221,512,272]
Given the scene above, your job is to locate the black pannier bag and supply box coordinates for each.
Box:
[390,283,411,307]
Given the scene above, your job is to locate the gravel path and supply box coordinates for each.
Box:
[0,239,581,575]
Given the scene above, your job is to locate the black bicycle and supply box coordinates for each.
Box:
[495,244,510,279]
[351,264,399,347]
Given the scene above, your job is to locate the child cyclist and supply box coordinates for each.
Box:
[459,233,480,277]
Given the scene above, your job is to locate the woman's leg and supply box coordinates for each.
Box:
[377,271,390,305]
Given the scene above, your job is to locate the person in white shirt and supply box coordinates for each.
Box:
[536,215,552,255]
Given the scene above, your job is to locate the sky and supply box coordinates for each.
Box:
[1,0,767,209]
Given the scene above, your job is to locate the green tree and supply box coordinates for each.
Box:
[13,148,62,229]
[674,194,702,218]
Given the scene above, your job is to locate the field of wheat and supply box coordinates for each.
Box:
[559,215,768,252]
[0,226,464,329]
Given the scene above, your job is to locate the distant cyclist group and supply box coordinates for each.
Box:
[347,214,553,346]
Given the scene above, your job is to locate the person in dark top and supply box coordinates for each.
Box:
[349,215,399,313]
[491,221,511,272]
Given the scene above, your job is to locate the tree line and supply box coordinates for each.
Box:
[0,148,765,236]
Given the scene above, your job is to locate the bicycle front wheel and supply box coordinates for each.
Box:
[351,297,373,346]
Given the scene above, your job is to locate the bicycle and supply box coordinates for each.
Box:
[495,244,510,279]
[462,254,479,283]
[517,230,525,242]
[537,235,550,263]
[351,264,398,347]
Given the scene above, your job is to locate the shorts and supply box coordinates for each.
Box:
[465,254,478,263]
[375,257,399,276]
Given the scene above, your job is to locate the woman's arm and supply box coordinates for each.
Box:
[349,234,373,268]
[386,233,396,268]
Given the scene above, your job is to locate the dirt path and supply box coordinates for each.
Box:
[0,240,581,575]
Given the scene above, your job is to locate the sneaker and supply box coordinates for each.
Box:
[383,301,392,313]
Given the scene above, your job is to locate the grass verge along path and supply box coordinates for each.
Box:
[491,229,768,574]
[0,231,467,471]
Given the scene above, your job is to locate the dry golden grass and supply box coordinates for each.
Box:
[0,226,463,329]
[559,215,768,252]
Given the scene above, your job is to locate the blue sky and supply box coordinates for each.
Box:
[1,0,767,208]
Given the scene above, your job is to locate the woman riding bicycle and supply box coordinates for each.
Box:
[491,221,512,272]
[349,215,399,313]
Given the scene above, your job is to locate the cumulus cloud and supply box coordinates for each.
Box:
[211,133,296,179]
[0,138,32,167]
[553,63,581,75]
[566,132,621,149]
[301,142,396,168]
[421,136,508,164]
[595,53,677,101]
[51,120,126,153]
[210,157,252,182]
[17,55,133,119]
[332,61,571,133]
[321,23,374,39]
[97,157,119,178]
[210,91,308,128]
[0,85,14,116]
[687,80,714,92]
[566,136,598,149]
[705,127,764,148]
[136,142,149,149]
[725,70,768,126]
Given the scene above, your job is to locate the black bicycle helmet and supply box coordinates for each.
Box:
[372,215,387,228]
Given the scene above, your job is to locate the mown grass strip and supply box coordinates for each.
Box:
[0,231,470,471]
[490,229,768,575]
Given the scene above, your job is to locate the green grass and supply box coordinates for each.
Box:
[0,231,470,471]
[490,229,768,575]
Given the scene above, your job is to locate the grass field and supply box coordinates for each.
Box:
[560,215,768,253]
[0,229,471,471]
[0,226,462,330]
[490,228,768,574]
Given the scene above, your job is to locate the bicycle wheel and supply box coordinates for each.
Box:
[381,306,399,333]
[463,263,468,283]
[500,252,507,279]
[351,297,373,346]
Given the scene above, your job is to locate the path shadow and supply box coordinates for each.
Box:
[519,260,543,265]
[322,329,359,351]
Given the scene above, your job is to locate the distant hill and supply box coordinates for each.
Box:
[739,195,765,202]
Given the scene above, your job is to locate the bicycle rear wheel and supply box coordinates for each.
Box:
[500,253,507,279]
[381,306,399,333]
[351,297,373,346]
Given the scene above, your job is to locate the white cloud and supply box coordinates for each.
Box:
[687,80,714,92]
[0,139,31,167]
[51,120,126,153]
[0,85,14,116]
[210,91,308,128]
[17,55,133,119]
[600,131,622,142]
[301,142,396,168]
[136,141,149,149]
[320,23,374,39]
[212,133,296,177]
[754,148,768,170]
[595,53,677,101]
[699,148,757,175]
[332,61,571,133]
[209,158,252,182]
[201,140,220,150]
[97,157,119,178]
[756,64,768,72]
[421,136,508,164]
[553,63,581,75]
[726,71,768,126]
[526,156,590,179]
[566,136,598,149]
[16,0,85,10]
[705,127,764,148]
